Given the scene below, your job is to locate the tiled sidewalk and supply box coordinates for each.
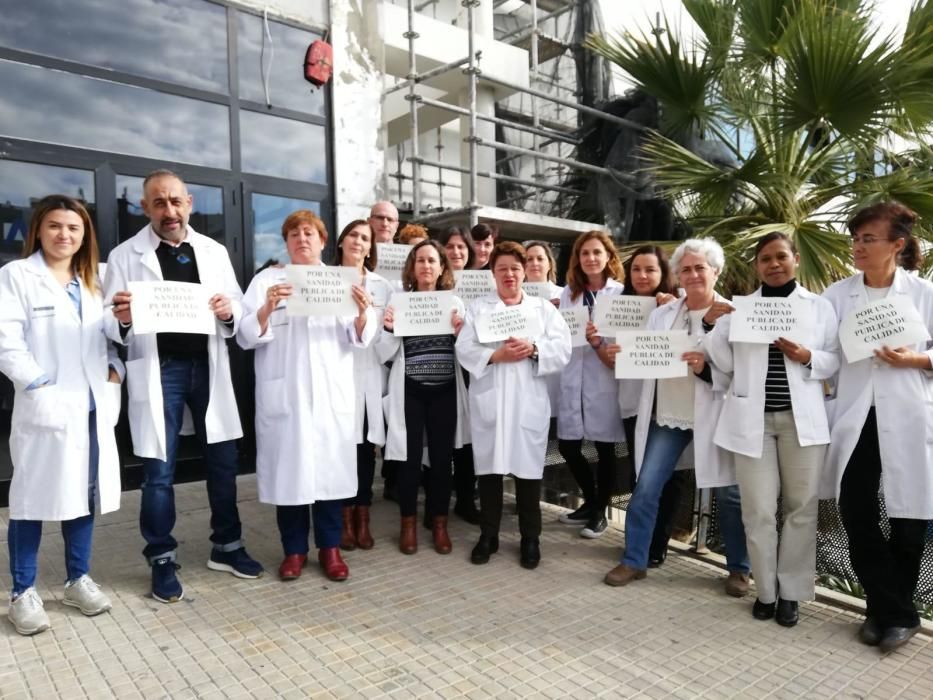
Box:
[1,476,931,699]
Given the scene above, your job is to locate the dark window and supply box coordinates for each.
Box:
[251,193,320,270]
[240,110,326,182]
[237,13,326,116]
[0,59,231,169]
[0,0,229,92]
[115,176,225,243]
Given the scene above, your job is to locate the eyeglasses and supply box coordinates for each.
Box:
[850,235,889,246]
[370,215,398,224]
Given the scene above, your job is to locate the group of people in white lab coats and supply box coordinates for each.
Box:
[1,172,929,655]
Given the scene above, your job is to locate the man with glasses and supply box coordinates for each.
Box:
[368,201,400,244]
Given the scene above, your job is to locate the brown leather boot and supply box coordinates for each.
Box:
[340,506,356,551]
[355,505,374,550]
[399,515,418,554]
[432,515,452,554]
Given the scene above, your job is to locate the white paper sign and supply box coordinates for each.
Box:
[615,330,692,379]
[729,296,809,344]
[522,282,555,299]
[128,281,216,336]
[560,307,590,348]
[374,243,413,282]
[390,291,458,337]
[839,296,931,363]
[593,295,656,334]
[475,306,544,344]
[284,265,359,317]
[453,270,496,302]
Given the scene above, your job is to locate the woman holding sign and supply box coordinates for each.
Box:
[456,241,572,568]
[602,238,750,595]
[335,220,395,551]
[617,245,685,567]
[237,211,375,583]
[0,195,122,635]
[379,240,470,554]
[556,230,626,539]
[706,233,839,627]
[822,202,933,652]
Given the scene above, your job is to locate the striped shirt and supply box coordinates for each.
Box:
[762,280,796,412]
[403,334,456,386]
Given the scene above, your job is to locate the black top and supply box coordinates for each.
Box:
[155,241,208,359]
[762,279,796,412]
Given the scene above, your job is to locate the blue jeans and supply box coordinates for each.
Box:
[140,357,242,562]
[9,411,99,596]
[276,500,342,554]
[622,421,750,573]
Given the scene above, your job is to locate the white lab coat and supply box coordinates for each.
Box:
[456,294,572,478]
[822,269,933,518]
[706,285,840,458]
[353,271,394,446]
[557,279,626,442]
[633,295,735,488]
[539,282,564,415]
[103,226,243,461]
[376,295,470,462]
[0,253,122,521]
[237,266,375,504]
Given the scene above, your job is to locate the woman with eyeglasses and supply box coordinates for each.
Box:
[822,202,933,653]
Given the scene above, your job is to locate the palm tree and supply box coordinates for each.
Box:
[586,0,933,292]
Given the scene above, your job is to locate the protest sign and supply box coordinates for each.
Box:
[839,296,931,363]
[390,291,458,337]
[560,307,590,348]
[128,281,216,335]
[475,306,543,344]
[728,296,809,344]
[453,270,496,302]
[592,295,655,334]
[284,265,359,317]
[614,330,692,379]
[522,282,555,299]
[374,243,412,282]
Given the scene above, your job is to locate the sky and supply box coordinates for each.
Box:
[598,0,918,92]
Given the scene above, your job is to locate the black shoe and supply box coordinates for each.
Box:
[752,599,776,620]
[879,624,920,653]
[454,502,481,525]
[519,537,541,570]
[580,515,608,539]
[558,503,594,525]
[470,535,499,565]
[775,599,798,627]
[648,550,667,568]
[858,617,883,646]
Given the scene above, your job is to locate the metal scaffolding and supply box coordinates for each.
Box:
[386,0,641,229]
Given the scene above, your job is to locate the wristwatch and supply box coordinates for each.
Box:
[530,344,539,362]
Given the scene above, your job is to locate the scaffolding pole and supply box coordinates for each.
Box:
[479,137,634,180]
[408,155,585,195]
[406,0,421,216]
[383,54,476,96]
[464,0,480,227]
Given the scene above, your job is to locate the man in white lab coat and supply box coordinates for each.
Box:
[104,170,263,603]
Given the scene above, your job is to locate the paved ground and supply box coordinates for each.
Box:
[1,475,931,699]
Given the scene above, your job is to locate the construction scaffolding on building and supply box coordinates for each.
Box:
[382,0,645,240]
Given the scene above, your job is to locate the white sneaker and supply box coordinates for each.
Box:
[8,588,51,635]
[63,575,112,616]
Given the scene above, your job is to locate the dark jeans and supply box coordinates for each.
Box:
[351,414,376,507]
[478,474,542,539]
[140,357,242,562]
[558,438,616,513]
[839,408,926,629]
[9,412,99,595]
[623,416,686,558]
[399,378,456,518]
[276,500,342,554]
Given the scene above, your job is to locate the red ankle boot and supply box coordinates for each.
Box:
[318,547,349,581]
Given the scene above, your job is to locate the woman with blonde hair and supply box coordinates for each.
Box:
[0,195,123,635]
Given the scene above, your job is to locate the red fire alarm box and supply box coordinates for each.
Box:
[304,40,333,88]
